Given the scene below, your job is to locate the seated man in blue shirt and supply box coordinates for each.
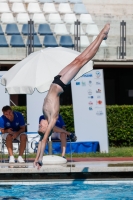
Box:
[0,105,27,163]
[34,114,76,165]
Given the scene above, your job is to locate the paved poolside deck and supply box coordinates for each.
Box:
[0,157,133,180]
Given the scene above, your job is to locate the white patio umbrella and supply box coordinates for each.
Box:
[1,47,93,94]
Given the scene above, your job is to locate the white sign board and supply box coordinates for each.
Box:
[27,90,47,132]
[0,71,10,116]
[71,69,109,152]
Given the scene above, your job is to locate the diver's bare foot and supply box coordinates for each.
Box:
[102,23,110,40]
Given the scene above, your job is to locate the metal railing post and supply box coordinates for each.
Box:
[74,20,80,52]
[120,20,126,59]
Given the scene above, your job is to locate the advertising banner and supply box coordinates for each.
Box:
[0,71,10,116]
[27,90,47,132]
[71,69,109,152]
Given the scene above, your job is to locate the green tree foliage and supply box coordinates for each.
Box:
[12,105,133,147]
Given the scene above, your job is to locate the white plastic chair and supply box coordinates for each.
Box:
[54,24,69,35]
[0,3,10,13]
[80,35,90,47]
[32,13,47,24]
[0,0,8,2]
[86,24,99,36]
[23,0,37,2]
[92,36,107,47]
[17,13,30,24]
[70,24,85,35]
[43,3,57,13]
[12,3,26,13]
[27,3,41,13]
[48,13,63,24]
[63,13,76,24]
[80,14,94,24]
[9,0,23,2]
[58,3,73,13]
[1,13,15,23]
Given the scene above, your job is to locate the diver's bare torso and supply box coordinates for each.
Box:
[43,83,64,122]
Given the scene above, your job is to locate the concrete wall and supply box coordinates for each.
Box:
[83,0,133,59]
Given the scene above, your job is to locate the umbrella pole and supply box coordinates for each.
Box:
[48,136,52,155]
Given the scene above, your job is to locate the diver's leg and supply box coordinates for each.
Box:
[59,23,110,85]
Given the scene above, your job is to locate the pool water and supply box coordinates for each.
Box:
[0,182,133,200]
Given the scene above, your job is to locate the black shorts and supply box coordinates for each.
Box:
[52,75,67,91]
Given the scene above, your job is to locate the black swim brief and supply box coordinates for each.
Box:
[52,75,67,91]
[38,131,53,141]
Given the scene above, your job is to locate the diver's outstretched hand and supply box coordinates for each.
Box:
[36,160,43,170]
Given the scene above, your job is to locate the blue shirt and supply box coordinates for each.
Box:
[0,111,25,131]
[39,114,65,128]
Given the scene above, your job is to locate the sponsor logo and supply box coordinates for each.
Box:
[96,89,101,93]
[88,89,92,95]
[97,95,101,99]
[82,81,86,86]
[96,111,103,115]
[88,101,93,105]
[89,107,93,110]
[16,123,19,126]
[88,80,92,86]
[95,71,101,78]
[6,122,10,126]
[96,81,101,85]
[96,100,102,105]
[88,96,94,99]
[82,73,93,77]
[76,82,80,85]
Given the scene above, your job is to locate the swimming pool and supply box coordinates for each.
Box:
[0,181,133,200]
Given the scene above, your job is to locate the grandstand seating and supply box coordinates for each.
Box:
[43,35,58,47]
[27,3,42,13]
[23,0,38,2]
[10,35,25,47]
[0,0,118,60]
[22,24,36,35]
[32,13,47,24]
[70,24,85,35]
[58,3,73,13]
[86,24,99,36]
[17,13,30,24]
[59,35,74,48]
[39,0,53,2]
[63,13,77,24]
[69,0,82,3]
[73,3,88,14]
[80,35,90,47]
[1,13,15,24]
[54,24,69,35]
[0,3,10,13]
[0,35,8,47]
[38,24,53,35]
[0,25,4,35]
[43,3,57,13]
[9,0,23,2]
[12,3,26,13]
[54,0,68,3]
[5,24,20,35]
[27,35,42,47]
[48,13,63,24]
[80,14,94,24]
